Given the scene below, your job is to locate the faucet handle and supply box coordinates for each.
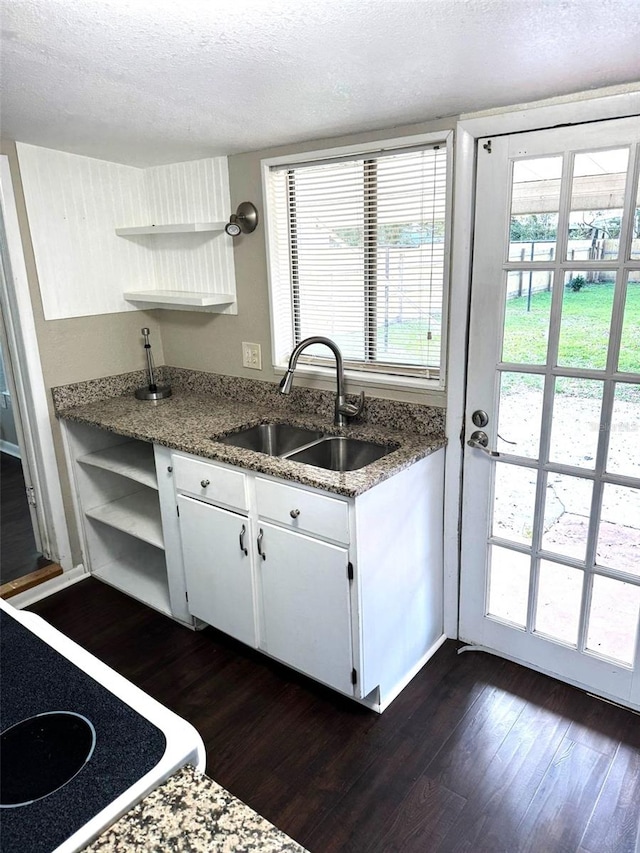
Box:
[340,391,366,420]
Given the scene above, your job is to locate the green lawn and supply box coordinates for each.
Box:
[502,282,640,403]
[502,281,639,401]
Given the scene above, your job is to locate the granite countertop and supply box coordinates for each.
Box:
[85,765,307,853]
[56,375,446,498]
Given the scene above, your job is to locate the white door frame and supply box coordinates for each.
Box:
[0,155,72,571]
[444,88,640,639]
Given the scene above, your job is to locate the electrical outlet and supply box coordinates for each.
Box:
[242,342,262,370]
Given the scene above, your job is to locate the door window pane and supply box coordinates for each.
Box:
[586,575,640,664]
[558,271,615,370]
[487,546,531,627]
[548,378,603,470]
[596,484,640,576]
[618,271,640,374]
[502,271,553,364]
[492,463,537,545]
[497,372,544,459]
[606,383,640,479]
[535,560,583,645]
[509,157,562,262]
[542,474,593,562]
[566,148,629,262]
[631,173,640,259]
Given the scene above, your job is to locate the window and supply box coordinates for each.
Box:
[263,133,451,384]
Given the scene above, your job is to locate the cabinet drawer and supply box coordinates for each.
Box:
[172,455,248,511]
[255,478,349,544]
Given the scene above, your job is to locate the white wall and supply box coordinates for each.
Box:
[17,146,235,319]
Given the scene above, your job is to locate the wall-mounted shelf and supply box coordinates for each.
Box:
[117,218,236,312]
[123,289,235,308]
[115,222,226,236]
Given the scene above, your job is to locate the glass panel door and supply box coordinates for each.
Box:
[460,116,640,709]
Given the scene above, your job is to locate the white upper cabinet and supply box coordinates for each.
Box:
[17,144,237,318]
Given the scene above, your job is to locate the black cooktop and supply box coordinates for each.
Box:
[0,610,167,853]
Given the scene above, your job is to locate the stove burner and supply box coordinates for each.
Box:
[0,712,96,807]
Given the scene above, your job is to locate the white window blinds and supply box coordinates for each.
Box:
[266,141,449,380]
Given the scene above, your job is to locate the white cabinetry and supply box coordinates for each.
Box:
[177,494,256,647]
[169,447,445,712]
[258,522,353,695]
[254,475,354,694]
[63,423,191,625]
[64,421,444,711]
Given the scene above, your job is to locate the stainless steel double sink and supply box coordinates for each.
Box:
[217,423,395,472]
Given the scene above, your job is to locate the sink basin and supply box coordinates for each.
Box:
[218,423,324,456]
[286,436,395,472]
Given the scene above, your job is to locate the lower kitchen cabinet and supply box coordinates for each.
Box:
[257,522,353,695]
[169,447,445,712]
[64,422,444,712]
[62,421,191,624]
[178,494,256,647]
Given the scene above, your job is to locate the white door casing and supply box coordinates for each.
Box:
[0,155,72,571]
[459,116,640,709]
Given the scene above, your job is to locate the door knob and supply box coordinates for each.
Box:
[467,430,500,458]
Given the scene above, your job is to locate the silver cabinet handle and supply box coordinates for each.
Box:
[290,509,300,519]
[200,479,210,488]
[467,430,500,458]
[239,524,248,556]
[257,528,266,561]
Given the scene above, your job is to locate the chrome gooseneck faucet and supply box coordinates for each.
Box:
[279,336,365,427]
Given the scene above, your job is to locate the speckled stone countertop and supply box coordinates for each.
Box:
[54,368,446,498]
[85,765,307,852]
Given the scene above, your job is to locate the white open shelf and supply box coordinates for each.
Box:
[123,289,235,307]
[85,489,165,550]
[78,441,158,490]
[92,550,172,617]
[115,222,226,236]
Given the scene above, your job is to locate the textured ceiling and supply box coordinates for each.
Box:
[1,0,640,167]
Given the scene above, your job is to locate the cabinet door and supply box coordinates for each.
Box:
[257,522,354,695]
[178,495,256,647]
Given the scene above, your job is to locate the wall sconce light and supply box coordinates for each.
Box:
[225,201,259,236]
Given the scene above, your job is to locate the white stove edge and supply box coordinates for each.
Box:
[0,598,206,853]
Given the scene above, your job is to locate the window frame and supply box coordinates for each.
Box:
[261,130,454,391]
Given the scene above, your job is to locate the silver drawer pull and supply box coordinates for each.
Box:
[200,479,210,488]
[290,509,301,519]
[257,528,266,561]
[239,524,248,556]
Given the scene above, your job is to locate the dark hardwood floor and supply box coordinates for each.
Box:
[29,579,640,853]
[1,451,51,584]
